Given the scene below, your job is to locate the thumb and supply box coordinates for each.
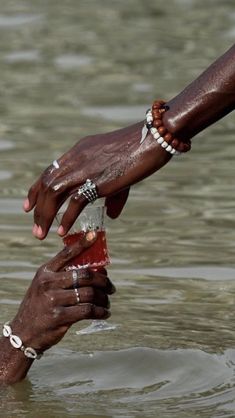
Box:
[43,231,97,272]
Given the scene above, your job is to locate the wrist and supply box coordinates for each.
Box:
[10,317,35,348]
[161,101,191,141]
[0,336,33,385]
[144,102,191,154]
[6,318,45,358]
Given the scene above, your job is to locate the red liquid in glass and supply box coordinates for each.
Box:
[63,230,110,269]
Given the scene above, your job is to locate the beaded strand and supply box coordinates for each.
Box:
[141,100,191,156]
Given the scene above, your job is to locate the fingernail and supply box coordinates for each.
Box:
[37,226,43,238]
[32,224,38,235]
[57,225,64,236]
[86,231,96,242]
[23,198,29,211]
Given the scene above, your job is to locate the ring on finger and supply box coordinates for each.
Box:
[74,287,80,304]
[52,160,60,169]
[72,269,90,288]
[77,179,98,203]
[72,269,79,289]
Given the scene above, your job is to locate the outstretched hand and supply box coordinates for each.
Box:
[23,122,171,239]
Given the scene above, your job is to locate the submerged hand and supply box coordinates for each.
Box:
[10,232,115,354]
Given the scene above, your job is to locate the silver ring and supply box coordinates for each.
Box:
[74,288,80,304]
[77,179,98,203]
[72,269,90,288]
[52,160,60,169]
[72,269,79,288]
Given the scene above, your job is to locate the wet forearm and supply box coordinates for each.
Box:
[163,43,235,141]
[0,337,33,385]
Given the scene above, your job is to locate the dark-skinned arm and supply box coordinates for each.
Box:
[24,43,235,240]
[163,43,235,140]
[0,232,114,385]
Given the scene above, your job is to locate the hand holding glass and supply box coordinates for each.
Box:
[60,205,116,334]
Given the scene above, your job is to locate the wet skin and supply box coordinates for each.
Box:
[23,44,235,239]
[0,232,115,385]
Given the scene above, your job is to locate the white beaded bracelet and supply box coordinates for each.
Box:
[142,109,180,155]
[3,323,42,360]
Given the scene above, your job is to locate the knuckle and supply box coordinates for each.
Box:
[71,193,79,203]
[41,176,57,194]
[71,192,87,206]
[83,287,95,302]
[52,306,64,323]
[36,265,43,276]
[61,245,73,258]
[80,303,95,318]
[36,273,52,291]
[41,176,50,191]
[42,167,51,178]
[47,300,56,313]
[60,243,84,264]
[48,292,56,305]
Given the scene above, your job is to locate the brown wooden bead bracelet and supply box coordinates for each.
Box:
[141,100,191,155]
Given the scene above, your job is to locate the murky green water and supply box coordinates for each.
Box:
[1,0,235,417]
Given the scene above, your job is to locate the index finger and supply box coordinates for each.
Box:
[43,231,97,272]
[23,160,65,213]
[23,178,41,212]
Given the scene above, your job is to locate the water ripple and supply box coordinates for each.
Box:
[116,266,235,281]
[0,139,14,150]
[54,54,93,70]
[0,170,12,180]
[27,347,235,416]
[0,14,43,28]
[4,50,40,63]
[82,105,149,122]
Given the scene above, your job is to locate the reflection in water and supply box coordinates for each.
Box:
[0,0,235,417]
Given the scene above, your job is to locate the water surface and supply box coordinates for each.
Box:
[0,1,235,417]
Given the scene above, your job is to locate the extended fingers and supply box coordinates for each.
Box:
[57,192,89,237]
[33,197,60,240]
[30,168,81,239]
[32,175,66,240]
[58,182,130,236]
[23,178,41,212]
[23,160,63,214]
